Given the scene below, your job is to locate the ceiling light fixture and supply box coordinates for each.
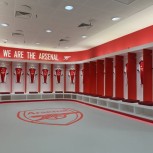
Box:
[36,42,40,45]
[1,23,9,27]
[82,35,87,38]
[46,29,52,33]
[65,5,74,11]
[112,17,120,21]
[3,39,8,43]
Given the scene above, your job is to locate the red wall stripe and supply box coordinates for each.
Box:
[96,60,104,96]
[25,63,27,93]
[128,53,137,100]
[143,49,153,102]
[83,63,90,94]
[115,56,124,98]
[75,64,80,92]
[38,63,41,93]
[1,26,153,62]
[51,64,53,92]
[10,62,12,93]
[91,25,153,58]
[89,62,96,95]
[105,58,113,97]
[64,65,66,92]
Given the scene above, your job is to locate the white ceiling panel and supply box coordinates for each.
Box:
[0,0,153,51]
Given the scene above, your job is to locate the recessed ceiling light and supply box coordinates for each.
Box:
[46,29,52,33]
[3,39,8,43]
[1,23,9,27]
[65,5,74,11]
[36,42,40,45]
[82,35,87,38]
[112,17,121,21]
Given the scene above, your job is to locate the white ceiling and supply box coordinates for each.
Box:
[0,0,153,52]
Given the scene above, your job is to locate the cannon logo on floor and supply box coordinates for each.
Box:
[17,108,83,126]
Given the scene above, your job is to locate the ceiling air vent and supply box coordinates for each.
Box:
[59,39,68,42]
[78,19,95,28]
[58,38,69,46]
[113,0,135,5]
[15,11,32,19]
[12,32,24,37]
[78,23,92,28]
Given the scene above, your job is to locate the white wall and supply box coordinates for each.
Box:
[12,62,25,93]
[66,64,75,92]
[136,52,143,101]
[40,64,51,93]
[0,61,11,92]
[79,64,83,92]
[53,64,64,92]
[26,63,39,93]
[124,55,128,99]
[0,52,151,98]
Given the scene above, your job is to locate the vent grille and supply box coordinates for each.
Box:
[58,38,69,46]
[59,39,68,42]
[78,23,92,28]
[15,11,32,19]
[113,0,135,5]
[12,33,24,37]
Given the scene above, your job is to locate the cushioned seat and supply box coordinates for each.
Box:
[0,92,10,94]
[122,99,139,103]
[43,91,52,93]
[15,92,24,94]
[138,101,153,106]
[99,96,112,98]
[55,91,63,93]
[110,97,124,100]
[29,92,38,94]
[64,91,74,93]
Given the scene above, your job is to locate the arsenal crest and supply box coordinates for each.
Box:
[17,108,83,126]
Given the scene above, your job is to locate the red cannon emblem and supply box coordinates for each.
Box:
[17,108,83,126]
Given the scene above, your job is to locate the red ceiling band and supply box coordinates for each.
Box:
[0,25,153,63]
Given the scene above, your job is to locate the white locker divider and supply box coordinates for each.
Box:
[0,93,153,121]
